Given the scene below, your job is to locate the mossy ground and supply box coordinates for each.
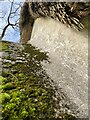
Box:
[0,41,76,120]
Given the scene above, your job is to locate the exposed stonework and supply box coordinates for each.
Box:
[28,17,88,118]
[19,2,90,44]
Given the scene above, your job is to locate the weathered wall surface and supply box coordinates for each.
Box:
[28,18,88,118]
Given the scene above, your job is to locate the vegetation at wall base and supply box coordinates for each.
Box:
[0,41,76,120]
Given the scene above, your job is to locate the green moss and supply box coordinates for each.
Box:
[5,103,16,110]
[1,83,15,90]
[0,41,9,51]
[1,41,76,120]
[0,76,7,83]
[0,93,10,103]
[20,110,29,118]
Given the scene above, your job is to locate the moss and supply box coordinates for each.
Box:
[2,72,10,78]
[0,76,7,83]
[1,83,15,90]
[0,41,9,51]
[20,110,29,118]
[0,93,10,103]
[3,63,12,68]
[1,41,76,120]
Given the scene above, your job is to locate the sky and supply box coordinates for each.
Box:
[0,0,24,43]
